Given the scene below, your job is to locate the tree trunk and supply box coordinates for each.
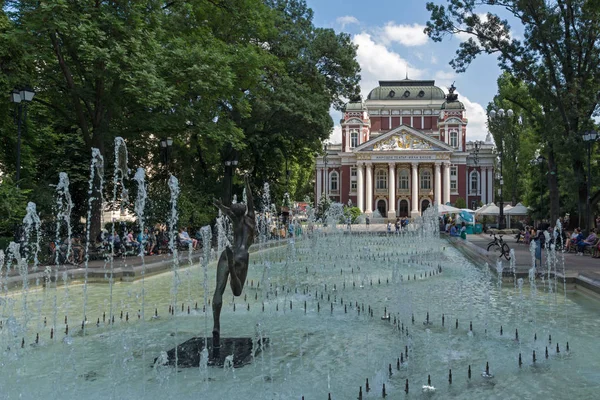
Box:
[547,150,560,225]
[573,160,588,230]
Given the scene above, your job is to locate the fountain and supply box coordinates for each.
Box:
[0,140,600,399]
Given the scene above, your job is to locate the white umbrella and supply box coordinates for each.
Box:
[438,204,461,214]
[504,204,514,212]
[505,202,529,215]
[477,203,500,215]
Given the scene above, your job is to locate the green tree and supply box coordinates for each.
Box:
[0,0,360,241]
[487,73,538,206]
[426,0,600,227]
[454,197,466,209]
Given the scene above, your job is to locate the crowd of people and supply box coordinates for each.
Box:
[516,217,600,257]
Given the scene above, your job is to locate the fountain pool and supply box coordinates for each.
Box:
[1,227,600,399]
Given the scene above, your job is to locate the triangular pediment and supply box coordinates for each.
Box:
[355,125,454,152]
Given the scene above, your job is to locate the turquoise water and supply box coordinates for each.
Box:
[1,232,599,399]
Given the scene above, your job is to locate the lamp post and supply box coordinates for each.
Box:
[488,108,518,229]
[223,154,238,206]
[323,143,329,201]
[531,155,546,226]
[10,87,35,185]
[582,130,599,232]
[160,137,173,167]
[285,155,290,195]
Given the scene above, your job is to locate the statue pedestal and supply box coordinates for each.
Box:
[160,337,268,368]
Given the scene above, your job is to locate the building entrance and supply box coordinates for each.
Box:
[377,200,387,217]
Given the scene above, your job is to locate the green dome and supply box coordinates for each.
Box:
[367,80,446,101]
[344,101,365,111]
[441,101,465,110]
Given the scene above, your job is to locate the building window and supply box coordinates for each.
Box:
[350,167,357,192]
[450,166,458,192]
[450,131,458,148]
[376,169,387,190]
[330,171,339,192]
[351,181,357,191]
[420,170,431,190]
[350,131,359,148]
[470,171,479,194]
[398,169,409,190]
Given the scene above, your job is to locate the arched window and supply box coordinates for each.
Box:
[420,170,431,190]
[398,169,409,190]
[470,171,479,194]
[376,169,387,190]
[330,171,339,191]
[450,130,458,148]
[350,131,359,148]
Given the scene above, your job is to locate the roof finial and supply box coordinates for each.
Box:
[405,65,409,80]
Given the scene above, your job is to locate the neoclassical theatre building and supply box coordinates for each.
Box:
[315,79,496,219]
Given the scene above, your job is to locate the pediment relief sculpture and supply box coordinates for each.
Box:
[373,132,433,151]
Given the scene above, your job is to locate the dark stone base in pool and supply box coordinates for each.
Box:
[161,337,269,368]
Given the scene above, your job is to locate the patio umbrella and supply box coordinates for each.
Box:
[476,203,499,215]
[505,202,529,215]
[438,204,461,214]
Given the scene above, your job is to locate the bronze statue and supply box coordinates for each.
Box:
[446,82,459,102]
[212,175,256,348]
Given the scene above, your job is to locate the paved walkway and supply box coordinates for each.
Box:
[452,233,600,293]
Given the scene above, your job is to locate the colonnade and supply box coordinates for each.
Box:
[317,161,453,217]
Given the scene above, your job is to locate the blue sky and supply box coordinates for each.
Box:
[305,0,523,142]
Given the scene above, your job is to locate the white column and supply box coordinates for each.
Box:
[344,127,350,152]
[434,162,442,206]
[316,167,322,201]
[366,163,373,213]
[357,163,364,212]
[324,168,329,200]
[411,162,419,216]
[443,162,451,205]
[481,167,487,204]
[487,167,493,204]
[388,162,396,216]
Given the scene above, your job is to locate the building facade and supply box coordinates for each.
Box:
[315,79,495,219]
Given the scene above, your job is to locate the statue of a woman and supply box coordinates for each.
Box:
[212,175,256,346]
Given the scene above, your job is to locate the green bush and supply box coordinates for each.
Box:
[454,197,466,209]
[344,206,362,223]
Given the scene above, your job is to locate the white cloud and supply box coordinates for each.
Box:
[353,33,424,98]
[329,32,426,143]
[434,70,456,87]
[381,23,429,46]
[330,124,343,144]
[458,92,488,142]
[336,15,359,29]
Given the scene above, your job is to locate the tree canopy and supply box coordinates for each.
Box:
[426,0,600,227]
[0,0,361,238]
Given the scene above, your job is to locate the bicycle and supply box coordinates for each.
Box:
[487,233,511,260]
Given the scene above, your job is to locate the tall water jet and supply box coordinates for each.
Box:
[168,174,181,368]
[81,149,104,334]
[108,138,129,325]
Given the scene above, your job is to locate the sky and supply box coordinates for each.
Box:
[304,0,523,143]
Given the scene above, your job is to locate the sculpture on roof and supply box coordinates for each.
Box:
[446,82,458,102]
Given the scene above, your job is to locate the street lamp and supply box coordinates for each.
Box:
[9,87,36,184]
[531,155,546,226]
[159,137,173,172]
[223,154,238,206]
[582,130,599,232]
[323,143,329,201]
